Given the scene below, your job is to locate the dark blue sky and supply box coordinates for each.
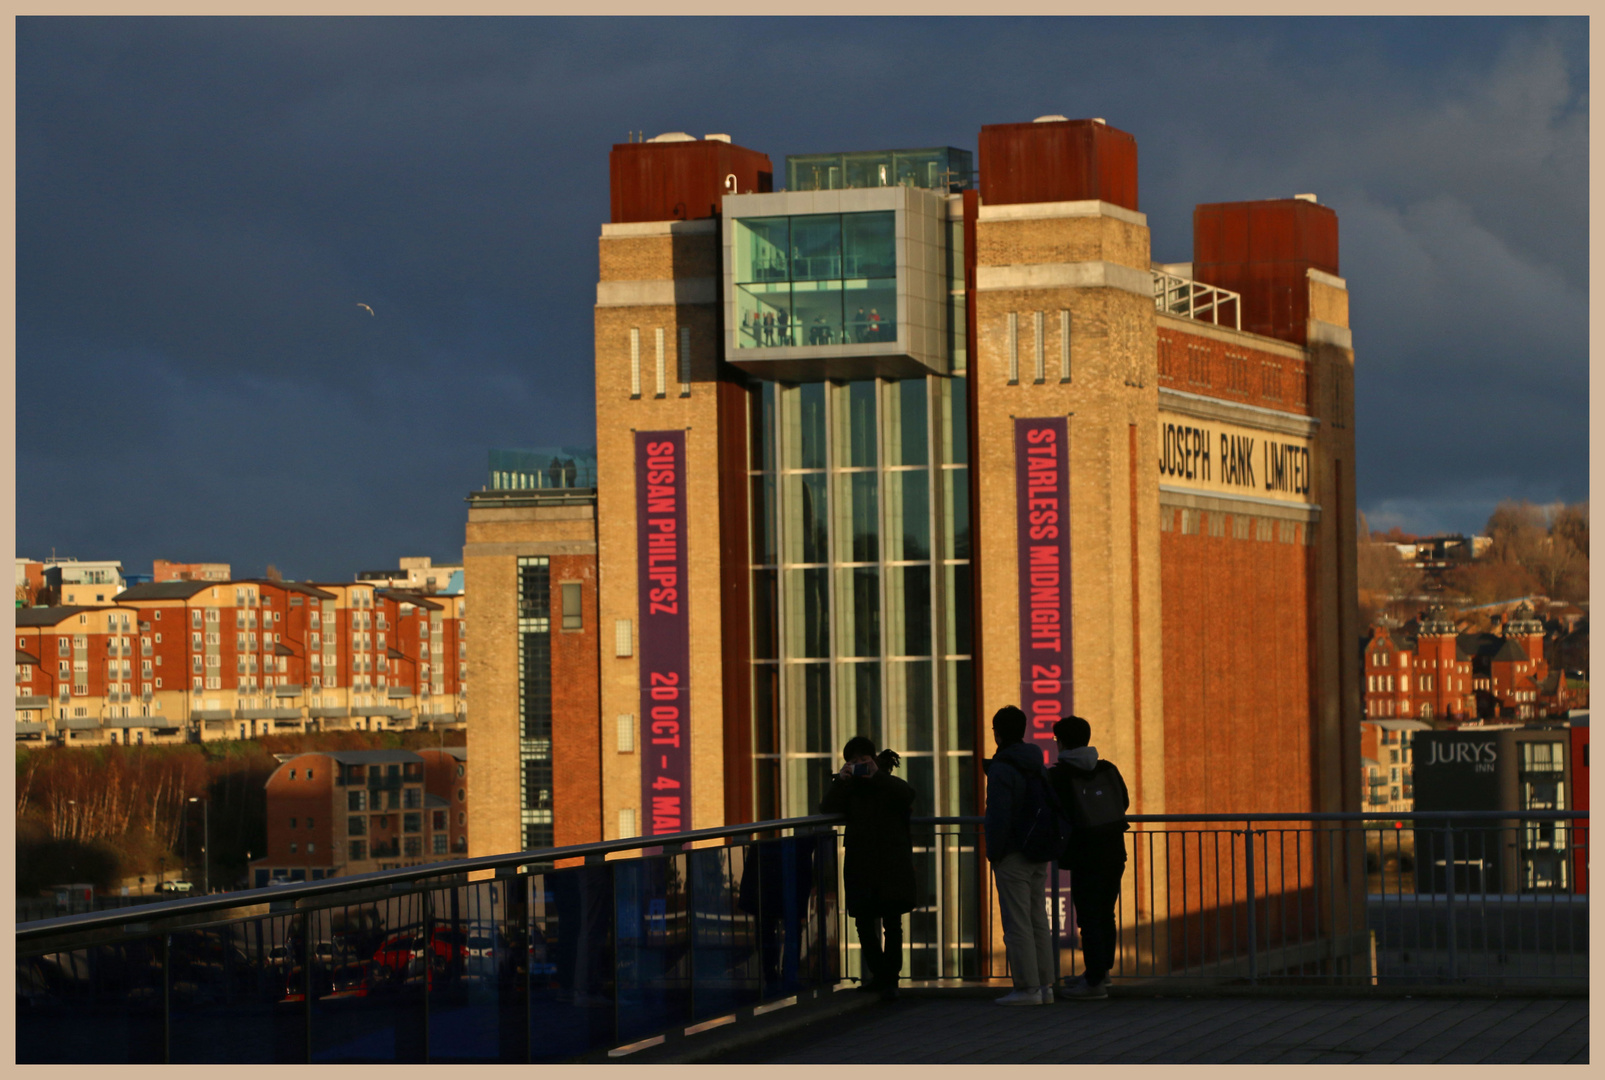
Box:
[17,17,1588,580]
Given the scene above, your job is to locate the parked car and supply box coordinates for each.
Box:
[156,881,194,894]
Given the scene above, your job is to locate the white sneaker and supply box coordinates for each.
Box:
[994,988,1044,1006]
[1038,985,1055,1004]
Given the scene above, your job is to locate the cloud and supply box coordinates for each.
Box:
[16,17,1588,571]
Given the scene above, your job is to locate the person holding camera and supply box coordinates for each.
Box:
[819,735,916,1000]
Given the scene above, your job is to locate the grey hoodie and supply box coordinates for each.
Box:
[1058,745,1100,770]
[984,739,1051,861]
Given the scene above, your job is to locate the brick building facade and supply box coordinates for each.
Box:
[248,747,469,885]
[14,575,467,745]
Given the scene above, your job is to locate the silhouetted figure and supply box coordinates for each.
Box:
[820,736,916,1000]
[1046,715,1130,1001]
[984,705,1064,1006]
[737,834,817,993]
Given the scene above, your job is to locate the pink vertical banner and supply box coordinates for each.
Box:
[1015,417,1072,766]
[636,430,691,835]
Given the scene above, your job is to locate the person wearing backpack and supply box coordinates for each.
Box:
[983,705,1071,1006]
[1047,715,1131,1000]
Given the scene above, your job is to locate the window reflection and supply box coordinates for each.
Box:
[733,213,897,348]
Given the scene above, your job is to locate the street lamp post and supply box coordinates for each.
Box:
[188,796,210,894]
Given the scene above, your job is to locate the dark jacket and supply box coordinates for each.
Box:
[819,769,917,918]
[1047,756,1130,871]
[983,740,1051,862]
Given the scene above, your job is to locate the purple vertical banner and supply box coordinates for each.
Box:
[636,430,691,835]
[1015,417,1072,768]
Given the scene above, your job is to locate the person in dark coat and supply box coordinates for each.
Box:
[819,735,916,999]
[1046,714,1130,1000]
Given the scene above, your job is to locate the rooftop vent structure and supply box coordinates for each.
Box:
[703,133,732,143]
[1033,114,1069,123]
[647,131,696,143]
[1294,193,1318,203]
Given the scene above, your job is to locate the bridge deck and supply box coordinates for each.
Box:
[682,990,1587,1065]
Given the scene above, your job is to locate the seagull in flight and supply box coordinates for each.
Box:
[356,303,375,316]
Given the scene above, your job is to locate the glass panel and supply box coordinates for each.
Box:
[886,378,929,466]
[783,568,829,659]
[894,150,943,189]
[884,470,930,562]
[948,296,968,374]
[837,660,882,751]
[754,757,780,821]
[903,753,934,815]
[753,664,780,754]
[843,152,888,190]
[751,569,778,660]
[740,836,827,998]
[753,383,777,473]
[945,564,972,657]
[689,846,761,1021]
[788,383,827,470]
[786,663,832,753]
[836,381,877,468]
[751,474,776,566]
[613,855,691,1045]
[843,212,895,278]
[942,469,970,559]
[167,921,299,1063]
[734,217,789,284]
[888,566,932,658]
[18,940,168,1062]
[783,473,829,565]
[737,283,790,349]
[887,660,934,752]
[943,376,969,465]
[425,881,525,1062]
[529,865,617,1061]
[946,659,974,752]
[310,893,429,1062]
[789,214,842,280]
[835,471,878,564]
[790,280,842,345]
[836,567,880,658]
[949,754,976,816]
[841,279,896,345]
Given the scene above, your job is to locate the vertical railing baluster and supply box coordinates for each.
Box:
[161,933,172,1064]
[1244,821,1256,986]
[1444,820,1457,984]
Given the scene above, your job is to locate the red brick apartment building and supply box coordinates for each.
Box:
[15,576,466,745]
[1364,602,1585,723]
[248,747,468,886]
[468,117,1359,888]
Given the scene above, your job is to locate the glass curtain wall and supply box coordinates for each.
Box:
[748,370,972,823]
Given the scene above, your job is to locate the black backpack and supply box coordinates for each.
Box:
[1060,762,1128,832]
[996,759,1073,863]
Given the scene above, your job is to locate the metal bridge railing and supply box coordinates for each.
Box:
[15,810,1587,1062]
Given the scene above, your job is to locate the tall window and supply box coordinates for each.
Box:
[518,557,554,849]
[748,372,972,824]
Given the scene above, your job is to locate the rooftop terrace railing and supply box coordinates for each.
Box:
[15,810,1586,1063]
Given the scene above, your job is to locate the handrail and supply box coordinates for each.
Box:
[16,813,847,943]
[17,809,1589,942]
[918,811,1587,825]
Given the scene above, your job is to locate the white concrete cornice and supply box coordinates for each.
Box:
[1159,387,1321,438]
[600,219,719,239]
[976,260,1151,297]
[1307,268,1348,290]
[1307,320,1353,350]
[977,199,1147,228]
[596,278,718,307]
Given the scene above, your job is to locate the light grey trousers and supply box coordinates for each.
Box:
[994,851,1054,989]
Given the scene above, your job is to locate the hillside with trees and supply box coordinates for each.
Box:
[15,730,465,896]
